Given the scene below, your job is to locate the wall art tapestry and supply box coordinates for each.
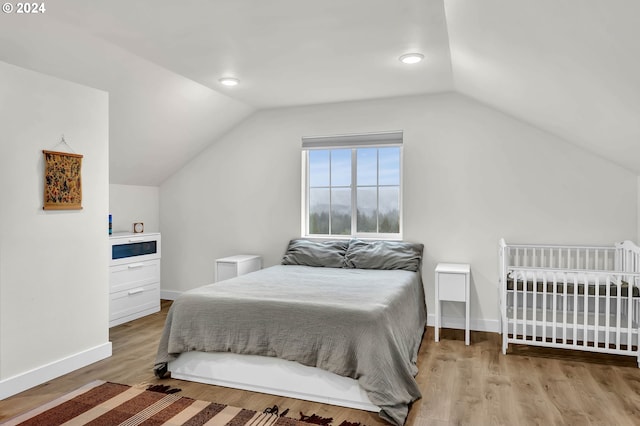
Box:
[43,150,83,210]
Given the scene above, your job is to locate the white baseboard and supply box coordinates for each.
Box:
[0,342,112,400]
[160,289,182,301]
[427,313,500,334]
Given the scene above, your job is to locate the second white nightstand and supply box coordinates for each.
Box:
[215,254,262,282]
[435,262,471,345]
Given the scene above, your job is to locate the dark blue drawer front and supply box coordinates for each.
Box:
[112,241,157,260]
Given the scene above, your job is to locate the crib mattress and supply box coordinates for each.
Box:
[506,277,640,298]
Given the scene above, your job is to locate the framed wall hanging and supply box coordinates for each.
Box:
[43,150,83,210]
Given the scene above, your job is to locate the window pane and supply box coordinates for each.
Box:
[305,139,401,238]
[309,188,329,234]
[378,147,400,186]
[379,186,400,233]
[357,148,377,186]
[357,187,377,232]
[331,149,351,187]
[309,150,329,187]
[331,188,351,235]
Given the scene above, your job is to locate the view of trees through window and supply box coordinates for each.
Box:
[307,147,400,236]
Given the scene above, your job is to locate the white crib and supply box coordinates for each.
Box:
[499,239,640,367]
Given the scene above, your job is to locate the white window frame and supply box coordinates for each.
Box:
[301,131,403,240]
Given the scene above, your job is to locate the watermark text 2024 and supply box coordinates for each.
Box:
[2,3,46,13]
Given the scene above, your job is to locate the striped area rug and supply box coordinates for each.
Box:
[1,380,308,426]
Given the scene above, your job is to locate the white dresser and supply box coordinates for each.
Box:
[109,232,161,327]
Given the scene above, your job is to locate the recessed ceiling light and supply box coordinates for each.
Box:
[219,77,239,86]
[399,53,424,64]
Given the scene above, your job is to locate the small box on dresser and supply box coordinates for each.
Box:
[215,254,262,282]
[109,232,161,327]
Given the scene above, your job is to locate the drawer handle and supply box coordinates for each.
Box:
[127,263,145,269]
[128,237,145,242]
[128,288,144,295]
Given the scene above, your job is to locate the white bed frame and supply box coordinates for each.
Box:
[499,239,640,366]
[169,351,379,412]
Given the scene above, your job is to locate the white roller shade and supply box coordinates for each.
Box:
[301,130,403,150]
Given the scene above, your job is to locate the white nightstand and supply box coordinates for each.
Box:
[435,263,471,345]
[215,255,262,282]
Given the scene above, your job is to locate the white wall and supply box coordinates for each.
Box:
[160,92,637,331]
[109,184,160,233]
[0,61,110,398]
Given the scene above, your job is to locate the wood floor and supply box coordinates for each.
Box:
[1,300,640,425]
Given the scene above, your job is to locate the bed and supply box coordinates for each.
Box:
[499,239,640,366]
[154,239,426,426]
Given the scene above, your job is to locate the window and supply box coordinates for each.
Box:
[302,131,402,239]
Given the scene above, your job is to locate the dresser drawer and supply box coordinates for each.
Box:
[110,232,161,266]
[110,259,160,293]
[110,282,160,324]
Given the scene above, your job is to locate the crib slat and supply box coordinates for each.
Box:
[584,249,588,269]
[542,273,548,342]
[594,275,600,348]
[562,272,568,344]
[627,278,632,350]
[532,271,538,342]
[615,276,621,350]
[552,274,558,343]
[605,276,611,348]
[523,270,528,341]
[511,272,521,340]
[572,273,578,347]
[582,273,588,348]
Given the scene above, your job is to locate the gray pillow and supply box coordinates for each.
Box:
[344,239,424,271]
[281,239,349,268]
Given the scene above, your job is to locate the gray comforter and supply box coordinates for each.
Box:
[154,265,426,425]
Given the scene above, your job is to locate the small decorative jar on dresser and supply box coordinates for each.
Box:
[109,232,161,327]
[215,254,262,282]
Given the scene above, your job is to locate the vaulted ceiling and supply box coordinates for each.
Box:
[3,0,639,184]
[446,0,640,176]
[46,0,454,107]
